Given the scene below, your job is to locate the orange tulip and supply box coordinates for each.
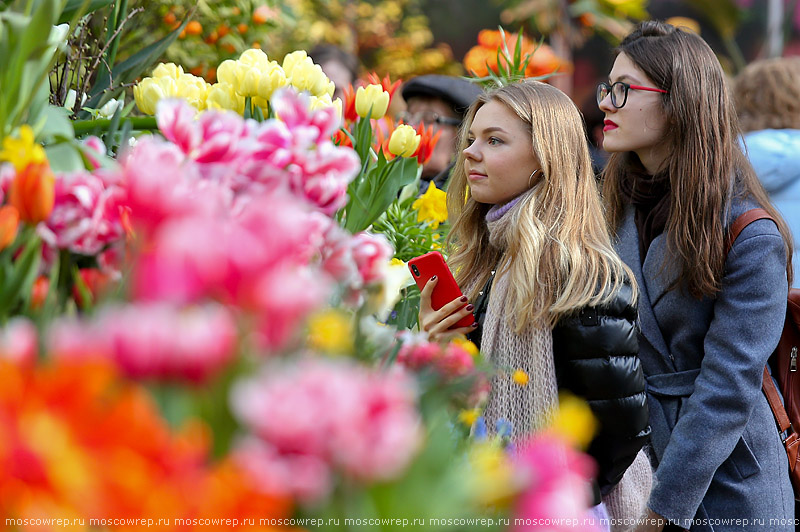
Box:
[413,123,442,166]
[0,204,19,251]
[9,161,55,224]
[341,84,358,123]
[30,276,49,310]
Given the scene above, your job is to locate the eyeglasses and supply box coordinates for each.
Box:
[596,81,668,109]
[397,110,460,127]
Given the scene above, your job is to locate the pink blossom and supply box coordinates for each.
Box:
[249,265,330,352]
[100,302,238,382]
[511,435,597,532]
[233,437,333,503]
[0,318,38,365]
[287,142,360,215]
[271,88,341,145]
[231,359,422,486]
[39,171,126,255]
[47,318,109,360]
[396,339,475,378]
[350,231,392,285]
[81,136,106,170]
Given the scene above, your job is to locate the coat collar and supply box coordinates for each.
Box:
[617,207,676,368]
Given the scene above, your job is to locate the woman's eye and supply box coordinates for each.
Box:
[488,137,502,145]
[466,137,475,146]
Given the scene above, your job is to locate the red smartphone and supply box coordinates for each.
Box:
[408,251,475,328]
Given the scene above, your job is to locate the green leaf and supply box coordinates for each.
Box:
[37,104,74,140]
[58,0,113,23]
[45,141,84,172]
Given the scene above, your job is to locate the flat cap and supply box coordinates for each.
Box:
[401,75,483,118]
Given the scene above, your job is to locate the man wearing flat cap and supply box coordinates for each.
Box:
[400,75,483,193]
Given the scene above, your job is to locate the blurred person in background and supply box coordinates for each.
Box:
[735,56,800,287]
[309,43,360,101]
[399,75,482,192]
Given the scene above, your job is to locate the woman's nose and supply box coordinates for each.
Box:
[598,93,615,113]
[463,143,479,160]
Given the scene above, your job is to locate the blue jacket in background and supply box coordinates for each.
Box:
[743,128,800,286]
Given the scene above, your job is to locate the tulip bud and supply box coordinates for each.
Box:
[282,50,309,78]
[152,62,184,80]
[388,124,421,157]
[9,162,55,224]
[133,76,178,115]
[355,84,390,119]
[0,205,19,251]
[255,62,288,101]
[206,82,245,114]
[176,74,210,111]
[239,48,270,68]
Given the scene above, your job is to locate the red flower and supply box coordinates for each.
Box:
[341,84,359,123]
[412,123,442,166]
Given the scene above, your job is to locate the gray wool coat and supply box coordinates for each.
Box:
[615,201,794,532]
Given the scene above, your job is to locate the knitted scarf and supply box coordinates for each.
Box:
[481,190,559,439]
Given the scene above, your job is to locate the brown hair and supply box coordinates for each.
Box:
[735,57,800,132]
[446,81,635,330]
[602,21,794,296]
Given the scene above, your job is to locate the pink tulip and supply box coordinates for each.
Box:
[350,231,392,285]
[0,318,38,365]
[511,435,597,532]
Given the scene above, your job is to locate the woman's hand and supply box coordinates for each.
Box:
[418,275,477,343]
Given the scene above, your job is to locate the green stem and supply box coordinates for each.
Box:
[72,116,158,135]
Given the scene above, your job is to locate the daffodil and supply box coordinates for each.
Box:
[0,125,46,172]
[412,182,448,228]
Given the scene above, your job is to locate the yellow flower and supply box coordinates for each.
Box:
[388,124,421,157]
[151,62,184,80]
[550,393,598,450]
[468,441,518,507]
[458,408,480,427]
[390,257,404,266]
[239,48,271,68]
[0,125,46,172]
[451,337,479,358]
[176,74,210,111]
[307,309,354,354]
[238,66,263,98]
[282,50,310,78]
[289,61,332,97]
[355,84,390,119]
[255,61,288,101]
[411,182,448,228]
[133,76,178,115]
[512,369,529,386]
[206,82,245,114]
[216,59,242,86]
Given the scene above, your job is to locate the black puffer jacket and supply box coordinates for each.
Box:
[468,277,650,500]
[552,281,650,497]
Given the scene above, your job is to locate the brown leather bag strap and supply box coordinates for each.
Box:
[725,208,773,256]
[763,367,793,434]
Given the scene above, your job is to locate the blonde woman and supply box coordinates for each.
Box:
[418,81,651,530]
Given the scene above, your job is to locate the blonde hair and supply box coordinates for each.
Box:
[446,80,636,331]
[735,57,800,133]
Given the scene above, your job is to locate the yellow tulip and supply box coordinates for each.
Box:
[152,62,184,80]
[238,66,262,98]
[282,50,309,77]
[355,84,390,119]
[288,61,330,97]
[388,124,421,157]
[133,76,178,115]
[255,62,288,100]
[206,82,245,114]
[216,59,240,86]
[176,74,210,111]
[238,48,270,68]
